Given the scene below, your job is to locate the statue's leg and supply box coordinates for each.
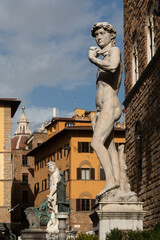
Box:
[107,132,120,185]
[91,102,119,192]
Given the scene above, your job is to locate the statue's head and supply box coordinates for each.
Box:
[91,22,116,47]
[47,161,56,173]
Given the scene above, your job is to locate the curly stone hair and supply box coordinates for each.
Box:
[91,22,116,45]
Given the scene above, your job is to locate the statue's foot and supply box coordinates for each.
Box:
[96,184,120,198]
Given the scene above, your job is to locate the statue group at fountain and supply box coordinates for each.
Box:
[24,161,70,239]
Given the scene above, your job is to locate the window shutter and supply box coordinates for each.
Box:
[77,168,81,180]
[100,168,106,180]
[68,169,70,181]
[90,168,95,180]
[76,199,80,211]
[78,142,82,153]
[91,199,96,210]
[90,144,93,153]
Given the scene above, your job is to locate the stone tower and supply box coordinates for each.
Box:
[123,0,160,229]
[15,105,31,136]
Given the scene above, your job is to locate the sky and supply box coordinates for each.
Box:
[0,0,124,134]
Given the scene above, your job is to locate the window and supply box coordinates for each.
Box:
[60,148,62,159]
[147,4,156,63]
[42,179,47,191]
[57,150,59,160]
[78,142,93,153]
[22,173,28,184]
[35,183,39,194]
[48,174,50,189]
[81,168,90,180]
[40,159,43,168]
[132,34,139,85]
[100,168,106,180]
[65,122,74,127]
[37,162,39,170]
[22,155,28,166]
[52,153,55,161]
[42,180,44,191]
[77,168,95,180]
[44,179,47,190]
[44,158,47,167]
[22,190,28,202]
[76,199,96,211]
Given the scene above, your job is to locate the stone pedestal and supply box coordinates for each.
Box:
[90,202,146,240]
[56,212,70,240]
[21,228,47,240]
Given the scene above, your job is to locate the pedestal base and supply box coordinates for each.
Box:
[21,228,47,240]
[90,202,146,240]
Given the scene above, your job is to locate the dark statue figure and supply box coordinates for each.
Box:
[56,172,70,213]
[24,198,51,228]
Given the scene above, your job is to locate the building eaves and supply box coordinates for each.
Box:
[0,98,21,117]
[45,117,91,129]
[26,125,125,156]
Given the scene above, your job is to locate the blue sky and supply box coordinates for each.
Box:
[0,0,124,133]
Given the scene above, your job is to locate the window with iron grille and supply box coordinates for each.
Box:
[76,199,96,211]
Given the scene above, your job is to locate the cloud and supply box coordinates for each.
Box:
[12,105,74,135]
[0,0,123,100]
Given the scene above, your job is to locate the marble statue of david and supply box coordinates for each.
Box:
[89,22,123,197]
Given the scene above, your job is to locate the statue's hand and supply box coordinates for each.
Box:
[88,46,101,61]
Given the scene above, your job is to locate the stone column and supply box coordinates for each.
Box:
[56,212,70,240]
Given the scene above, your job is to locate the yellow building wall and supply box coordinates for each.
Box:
[70,136,105,200]
[0,108,4,206]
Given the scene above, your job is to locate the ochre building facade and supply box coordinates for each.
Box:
[123,0,160,229]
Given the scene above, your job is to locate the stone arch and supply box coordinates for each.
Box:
[79,160,92,168]
[78,192,93,199]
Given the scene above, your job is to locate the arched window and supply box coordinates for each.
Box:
[76,193,95,212]
[147,4,156,63]
[77,162,95,180]
[132,33,139,86]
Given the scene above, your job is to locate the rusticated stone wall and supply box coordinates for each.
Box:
[123,0,160,229]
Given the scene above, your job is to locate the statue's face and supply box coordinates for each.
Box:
[95,28,111,48]
[48,163,56,172]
